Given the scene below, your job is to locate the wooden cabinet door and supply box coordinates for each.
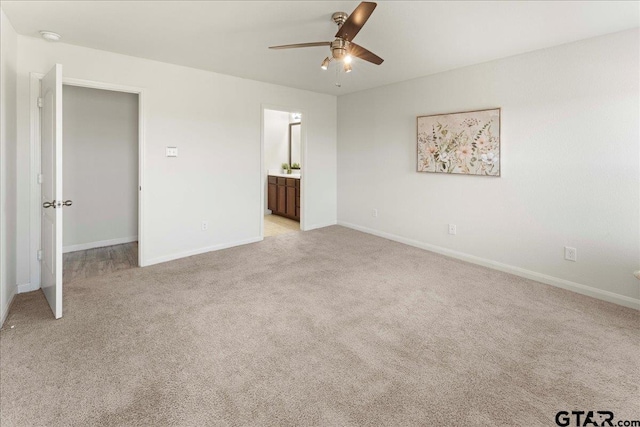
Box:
[286,186,296,217]
[277,185,286,214]
[295,189,300,220]
[268,183,277,212]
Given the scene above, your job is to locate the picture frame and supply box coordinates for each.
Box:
[417,108,501,176]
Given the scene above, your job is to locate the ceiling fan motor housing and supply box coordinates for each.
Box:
[331,39,348,60]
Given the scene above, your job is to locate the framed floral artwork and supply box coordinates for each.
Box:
[417,108,501,176]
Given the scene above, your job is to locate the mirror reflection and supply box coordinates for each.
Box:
[289,122,301,167]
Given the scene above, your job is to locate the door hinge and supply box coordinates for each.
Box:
[37,97,43,108]
[37,250,43,261]
[37,173,43,184]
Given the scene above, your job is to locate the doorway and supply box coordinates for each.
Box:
[61,85,139,283]
[29,66,145,319]
[262,109,303,238]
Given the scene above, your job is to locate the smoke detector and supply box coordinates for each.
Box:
[39,31,61,42]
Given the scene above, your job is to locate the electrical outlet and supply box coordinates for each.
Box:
[448,224,456,235]
[201,221,208,231]
[372,209,378,218]
[564,246,577,262]
[166,146,178,157]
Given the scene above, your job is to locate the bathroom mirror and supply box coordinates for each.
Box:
[289,122,301,167]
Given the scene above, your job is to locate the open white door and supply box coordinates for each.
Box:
[40,64,63,319]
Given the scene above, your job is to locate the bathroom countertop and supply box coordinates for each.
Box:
[269,173,301,179]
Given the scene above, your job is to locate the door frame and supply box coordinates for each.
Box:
[27,73,146,291]
[260,104,308,239]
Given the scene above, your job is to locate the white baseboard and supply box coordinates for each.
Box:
[144,236,263,267]
[17,282,39,294]
[304,220,337,231]
[63,236,138,253]
[1,288,16,327]
[338,221,640,310]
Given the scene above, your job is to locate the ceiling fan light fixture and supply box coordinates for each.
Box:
[268,1,384,80]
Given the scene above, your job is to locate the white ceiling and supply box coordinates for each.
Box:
[3,1,638,95]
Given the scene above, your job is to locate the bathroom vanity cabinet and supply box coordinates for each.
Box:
[268,175,300,221]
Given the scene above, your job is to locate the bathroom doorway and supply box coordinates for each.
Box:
[262,108,302,238]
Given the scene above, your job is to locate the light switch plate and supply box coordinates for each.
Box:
[166,147,178,157]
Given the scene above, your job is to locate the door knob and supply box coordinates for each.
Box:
[62,200,73,207]
[43,200,56,209]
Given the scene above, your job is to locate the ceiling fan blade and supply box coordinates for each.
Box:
[335,2,377,42]
[269,42,331,50]
[349,42,384,65]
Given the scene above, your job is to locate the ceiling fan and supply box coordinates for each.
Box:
[269,1,384,74]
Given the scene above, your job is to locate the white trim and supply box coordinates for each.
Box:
[305,220,338,231]
[145,236,262,267]
[62,77,143,95]
[1,291,15,326]
[17,283,39,294]
[260,104,308,237]
[29,73,147,292]
[63,236,138,253]
[338,221,640,310]
[29,73,41,290]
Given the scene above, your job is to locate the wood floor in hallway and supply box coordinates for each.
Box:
[63,242,138,283]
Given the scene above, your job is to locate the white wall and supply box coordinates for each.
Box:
[263,109,290,213]
[1,9,18,325]
[337,29,639,308]
[62,85,138,251]
[15,36,337,286]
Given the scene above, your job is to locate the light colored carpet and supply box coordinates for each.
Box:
[1,226,638,426]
